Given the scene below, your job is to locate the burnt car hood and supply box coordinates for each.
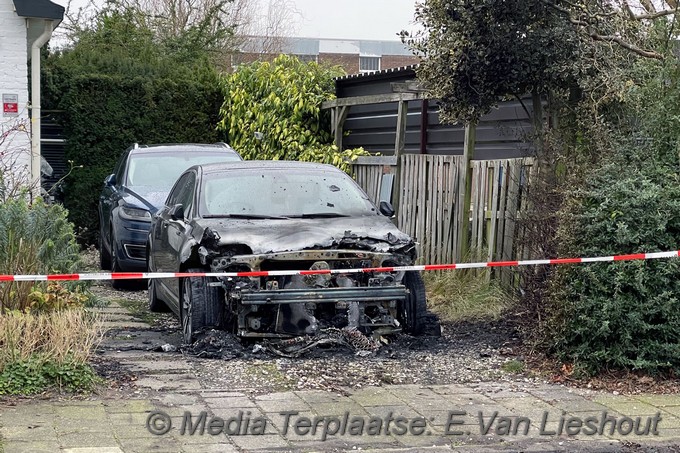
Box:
[194,215,415,255]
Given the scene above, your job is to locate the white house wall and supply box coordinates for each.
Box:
[0,0,31,191]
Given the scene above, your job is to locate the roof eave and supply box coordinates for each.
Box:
[13,0,65,22]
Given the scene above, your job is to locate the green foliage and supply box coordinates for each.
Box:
[218,55,368,172]
[0,198,81,311]
[547,154,680,375]
[403,0,584,124]
[424,262,509,322]
[0,356,100,395]
[501,360,525,374]
[0,308,103,394]
[28,283,89,313]
[43,6,225,244]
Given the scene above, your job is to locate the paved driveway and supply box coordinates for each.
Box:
[1,293,679,452]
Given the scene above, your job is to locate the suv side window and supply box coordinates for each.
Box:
[167,173,196,218]
[114,152,128,186]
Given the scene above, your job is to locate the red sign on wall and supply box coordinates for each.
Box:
[3,94,19,117]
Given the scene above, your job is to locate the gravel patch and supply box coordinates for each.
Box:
[192,319,526,395]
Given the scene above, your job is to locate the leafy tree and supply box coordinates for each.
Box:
[402,0,588,125]
[217,55,368,171]
[405,1,680,375]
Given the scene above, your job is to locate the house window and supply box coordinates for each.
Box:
[295,54,318,63]
[359,56,381,73]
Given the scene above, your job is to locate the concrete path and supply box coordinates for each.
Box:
[1,299,680,452]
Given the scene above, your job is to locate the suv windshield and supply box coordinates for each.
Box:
[200,169,377,218]
[126,151,240,192]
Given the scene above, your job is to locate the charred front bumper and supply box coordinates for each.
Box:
[208,249,412,338]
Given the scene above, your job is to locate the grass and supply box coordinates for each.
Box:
[115,297,163,325]
[501,359,525,373]
[423,269,510,322]
[0,309,104,368]
[0,308,105,394]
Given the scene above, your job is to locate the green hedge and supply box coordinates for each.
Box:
[547,156,680,375]
[44,71,223,244]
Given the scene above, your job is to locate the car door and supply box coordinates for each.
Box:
[155,172,196,301]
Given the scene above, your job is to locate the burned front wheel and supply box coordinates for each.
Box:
[402,271,427,335]
[180,268,225,344]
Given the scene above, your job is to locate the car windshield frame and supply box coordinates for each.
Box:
[124,150,241,193]
[198,167,378,219]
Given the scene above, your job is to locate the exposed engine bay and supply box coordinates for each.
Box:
[195,227,417,339]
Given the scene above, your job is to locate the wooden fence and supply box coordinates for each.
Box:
[352,155,536,273]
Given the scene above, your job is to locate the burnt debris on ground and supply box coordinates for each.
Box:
[180,312,443,360]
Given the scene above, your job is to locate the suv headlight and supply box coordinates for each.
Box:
[119,206,151,221]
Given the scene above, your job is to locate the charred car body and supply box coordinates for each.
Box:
[147,161,427,343]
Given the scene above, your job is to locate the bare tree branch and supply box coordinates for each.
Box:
[633,9,678,19]
[640,0,657,13]
[590,32,664,59]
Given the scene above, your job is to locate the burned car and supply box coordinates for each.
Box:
[147,161,427,344]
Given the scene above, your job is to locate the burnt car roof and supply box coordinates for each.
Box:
[198,160,338,174]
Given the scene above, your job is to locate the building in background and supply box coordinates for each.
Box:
[234,36,419,73]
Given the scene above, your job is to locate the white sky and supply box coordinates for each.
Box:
[53,0,419,42]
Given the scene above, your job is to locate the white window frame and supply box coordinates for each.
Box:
[359,55,381,73]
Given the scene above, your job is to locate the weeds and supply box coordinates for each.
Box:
[0,309,105,394]
[501,359,525,373]
[424,269,510,322]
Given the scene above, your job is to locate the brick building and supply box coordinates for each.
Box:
[234,36,419,74]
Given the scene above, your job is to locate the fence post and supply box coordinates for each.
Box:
[393,99,408,217]
[333,106,349,151]
[456,123,476,260]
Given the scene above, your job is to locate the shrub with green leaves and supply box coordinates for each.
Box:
[546,153,680,375]
[218,55,368,172]
[0,198,81,312]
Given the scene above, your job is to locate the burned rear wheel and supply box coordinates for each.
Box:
[402,271,427,335]
[181,268,225,344]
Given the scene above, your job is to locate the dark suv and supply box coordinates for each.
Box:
[98,143,242,282]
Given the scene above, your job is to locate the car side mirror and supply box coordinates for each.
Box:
[379,201,395,217]
[104,174,116,187]
[169,204,185,221]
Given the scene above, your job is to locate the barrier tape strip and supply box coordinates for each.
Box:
[0,251,678,282]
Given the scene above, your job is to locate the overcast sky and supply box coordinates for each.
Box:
[53,0,419,42]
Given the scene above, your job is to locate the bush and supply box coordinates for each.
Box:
[546,155,680,375]
[0,309,104,394]
[0,198,81,312]
[218,55,368,172]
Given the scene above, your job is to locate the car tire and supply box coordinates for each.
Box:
[180,268,224,344]
[99,229,111,271]
[402,271,427,335]
[110,229,126,290]
[148,278,170,313]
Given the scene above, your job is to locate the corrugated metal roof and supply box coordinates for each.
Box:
[335,64,419,83]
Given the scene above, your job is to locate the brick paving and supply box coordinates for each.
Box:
[2,301,679,452]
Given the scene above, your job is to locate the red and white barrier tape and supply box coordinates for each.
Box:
[0,251,678,282]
